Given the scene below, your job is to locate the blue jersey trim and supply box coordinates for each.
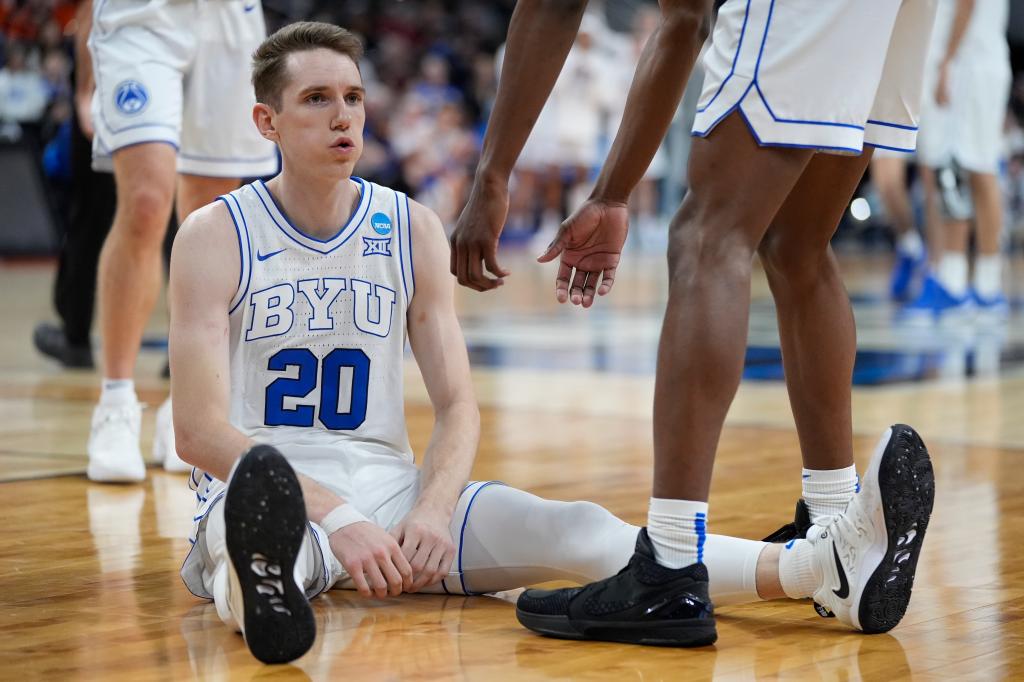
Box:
[864,142,915,153]
[217,196,245,312]
[696,0,753,114]
[254,178,372,254]
[754,83,864,131]
[395,192,409,303]
[866,119,918,132]
[697,0,752,114]
[221,193,254,315]
[405,194,416,298]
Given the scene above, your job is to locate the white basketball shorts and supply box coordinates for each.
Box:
[693,0,938,155]
[916,59,1011,174]
[89,0,278,177]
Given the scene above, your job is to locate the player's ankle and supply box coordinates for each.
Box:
[646,497,708,568]
[801,464,858,524]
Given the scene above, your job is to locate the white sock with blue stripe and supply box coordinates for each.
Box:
[801,465,858,525]
[647,497,708,569]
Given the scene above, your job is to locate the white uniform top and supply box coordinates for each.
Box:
[927,0,1009,70]
[188,177,419,540]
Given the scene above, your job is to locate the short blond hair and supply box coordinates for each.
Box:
[252,21,363,109]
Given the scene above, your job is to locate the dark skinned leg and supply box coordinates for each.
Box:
[758,149,874,471]
[652,112,813,501]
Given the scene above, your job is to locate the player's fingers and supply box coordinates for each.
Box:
[569,268,588,306]
[537,229,567,263]
[377,555,405,597]
[467,245,499,292]
[554,261,572,304]
[415,543,448,590]
[364,562,389,599]
[348,562,372,597]
[484,244,510,280]
[598,268,617,297]
[391,544,414,591]
[459,244,488,292]
[581,272,598,308]
[398,528,419,563]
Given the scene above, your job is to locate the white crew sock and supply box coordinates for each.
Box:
[802,465,858,524]
[100,378,137,406]
[937,252,969,298]
[778,539,819,599]
[647,497,708,568]
[897,230,924,258]
[973,254,1003,299]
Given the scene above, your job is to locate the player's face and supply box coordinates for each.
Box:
[258,48,365,176]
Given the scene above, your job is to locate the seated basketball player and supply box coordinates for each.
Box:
[170,22,908,665]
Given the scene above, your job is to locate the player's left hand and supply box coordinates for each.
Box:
[537,198,629,307]
[390,502,456,591]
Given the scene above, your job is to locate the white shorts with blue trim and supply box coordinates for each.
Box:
[89,0,278,177]
[693,0,938,155]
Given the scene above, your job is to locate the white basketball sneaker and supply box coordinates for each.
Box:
[87,400,146,482]
[153,398,191,473]
[808,424,935,633]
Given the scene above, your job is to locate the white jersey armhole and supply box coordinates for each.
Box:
[217,192,253,314]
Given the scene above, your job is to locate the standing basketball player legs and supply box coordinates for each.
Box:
[653,113,815,503]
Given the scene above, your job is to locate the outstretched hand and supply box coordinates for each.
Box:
[537,198,629,307]
[449,180,512,291]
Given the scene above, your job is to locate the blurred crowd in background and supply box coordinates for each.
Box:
[5,0,1024,263]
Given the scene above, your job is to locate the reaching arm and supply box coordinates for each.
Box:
[394,200,481,590]
[537,0,710,307]
[449,0,590,291]
[169,203,412,597]
[935,0,975,106]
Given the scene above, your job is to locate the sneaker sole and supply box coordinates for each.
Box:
[515,610,717,647]
[857,424,935,634]
[225,446,315,664]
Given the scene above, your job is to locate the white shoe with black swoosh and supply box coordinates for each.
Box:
[807,425,935,633]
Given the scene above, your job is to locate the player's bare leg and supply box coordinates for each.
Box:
[968,171,1007,313]
[871,155,924,300]
[98,143,178,379]
[88,143,177,482]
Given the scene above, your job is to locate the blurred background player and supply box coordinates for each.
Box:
[907,0,1012,319]
[84,0,278,481]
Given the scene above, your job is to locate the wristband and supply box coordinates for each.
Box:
[320,504,369,536]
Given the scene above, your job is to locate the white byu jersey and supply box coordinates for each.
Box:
[187,177,418,535]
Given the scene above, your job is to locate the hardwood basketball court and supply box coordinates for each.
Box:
[2,252,1022,680]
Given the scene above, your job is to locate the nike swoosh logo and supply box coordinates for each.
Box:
[244,2,257,12]
[832,543,850,599]
[256,249,285,262]
[785,539,796,549]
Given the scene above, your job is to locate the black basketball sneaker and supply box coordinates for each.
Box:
[762,498,813,543]
[515,528,717,647]
[224,445,316,664]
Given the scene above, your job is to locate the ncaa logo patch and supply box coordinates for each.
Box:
[114,80,149,116]
[363,236,392,257]
[370,212,393,235]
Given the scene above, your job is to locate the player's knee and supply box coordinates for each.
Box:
[758,230,828,287]
[115,185,174,244]
[667,206,755,286]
